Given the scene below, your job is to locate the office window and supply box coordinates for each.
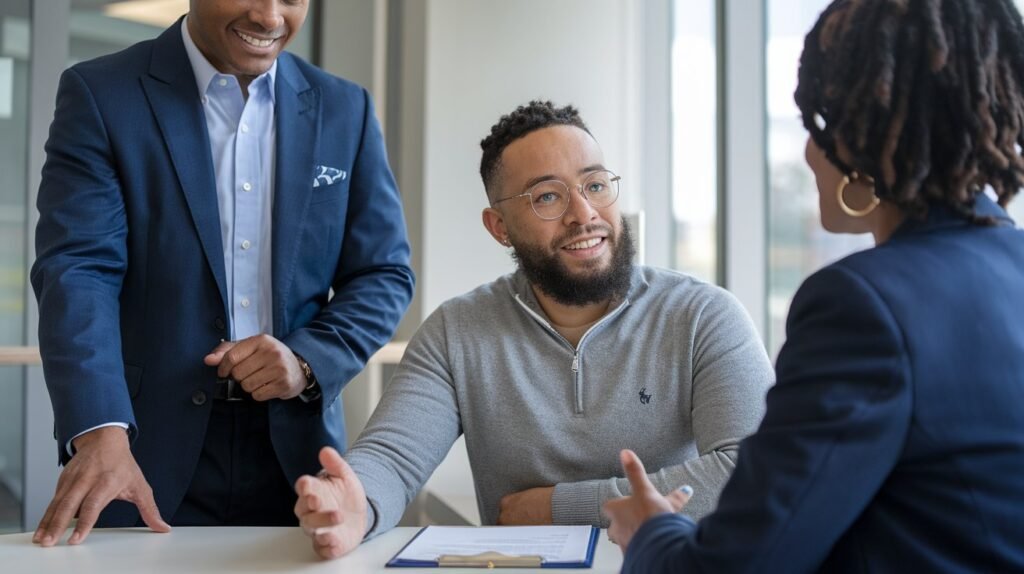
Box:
[0,0,29,535]
[671,0,717,283]
[1013,1,1024,226]
[768,0,1024,358]
[765,0,872,355]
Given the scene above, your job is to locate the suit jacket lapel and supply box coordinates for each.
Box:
[141,19,228,310]
[272,54,321,336]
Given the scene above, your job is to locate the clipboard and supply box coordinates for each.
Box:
[386,525,600,568]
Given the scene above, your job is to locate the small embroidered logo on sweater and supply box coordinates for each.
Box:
[638,387,652,404]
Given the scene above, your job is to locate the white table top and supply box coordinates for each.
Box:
[0,526,624,573]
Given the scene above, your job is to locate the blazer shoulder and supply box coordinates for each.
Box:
[797,255,882,306]
[69,39,155,84]
[282,52,367,96]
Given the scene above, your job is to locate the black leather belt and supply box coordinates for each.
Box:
[212,378,253,401]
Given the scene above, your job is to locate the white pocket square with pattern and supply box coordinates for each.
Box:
[313,165,347,188]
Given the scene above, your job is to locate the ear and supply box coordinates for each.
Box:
[482,207,510,247]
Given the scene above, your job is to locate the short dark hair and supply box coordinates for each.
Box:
[795,0,1024,222]
[479,100,591,200]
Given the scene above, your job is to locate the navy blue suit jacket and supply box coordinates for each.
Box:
[30,21,414,526]
[625,195,1024,572]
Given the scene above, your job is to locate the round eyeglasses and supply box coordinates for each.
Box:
[491,170,621,220]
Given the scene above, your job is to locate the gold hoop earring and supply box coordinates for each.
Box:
[836,173,880,217]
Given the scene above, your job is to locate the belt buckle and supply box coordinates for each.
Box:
[223,378,244,402]
[225,378,242,401]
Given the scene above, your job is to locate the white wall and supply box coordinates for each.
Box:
[420,0,644,315]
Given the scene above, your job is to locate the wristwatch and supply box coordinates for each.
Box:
[294,353,322,403]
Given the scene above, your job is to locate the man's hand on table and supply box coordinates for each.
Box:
[496,485,554,525]
[33,426,171,547]
[294,446,369,559]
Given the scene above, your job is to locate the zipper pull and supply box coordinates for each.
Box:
[571,354,579,373]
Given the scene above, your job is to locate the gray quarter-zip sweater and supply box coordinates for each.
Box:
[346,266,773,535]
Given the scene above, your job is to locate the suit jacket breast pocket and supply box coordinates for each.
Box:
[311,165,349,205]
[311,182,347,205]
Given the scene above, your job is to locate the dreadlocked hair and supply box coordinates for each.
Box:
[795,0,1024,222]
[479,100,591,201]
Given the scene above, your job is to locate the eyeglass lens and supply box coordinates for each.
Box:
[528,171,619,219]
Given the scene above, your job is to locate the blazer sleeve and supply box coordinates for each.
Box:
[30,67,136,464]
[282,89,415,411]
[623,264,913,573]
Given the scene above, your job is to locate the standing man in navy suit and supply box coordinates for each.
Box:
[30,0,413,546]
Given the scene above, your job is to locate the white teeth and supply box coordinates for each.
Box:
[565,238,602,250]
[237,31,275,48]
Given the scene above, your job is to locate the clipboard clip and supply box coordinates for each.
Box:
[437,551,544,568]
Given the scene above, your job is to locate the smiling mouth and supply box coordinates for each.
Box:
[563,237,605,250]
[235,30,277,48]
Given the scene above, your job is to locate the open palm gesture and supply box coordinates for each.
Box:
[294,446,369,559]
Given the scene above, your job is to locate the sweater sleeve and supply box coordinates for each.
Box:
[344,307,462,537]
[552,287,774,526]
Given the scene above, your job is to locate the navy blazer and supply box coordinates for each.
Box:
[624,195,1024,572]
[30,21,414,526]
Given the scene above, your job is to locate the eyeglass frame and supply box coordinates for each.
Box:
[490,169,622,220]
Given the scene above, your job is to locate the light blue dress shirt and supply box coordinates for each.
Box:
[182,17,275,341]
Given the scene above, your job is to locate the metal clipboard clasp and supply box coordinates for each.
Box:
[437,551,544,568]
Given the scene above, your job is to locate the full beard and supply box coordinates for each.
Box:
[511,218,636,306]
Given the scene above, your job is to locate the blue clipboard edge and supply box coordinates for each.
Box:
[385,525,601,568]
[386,526,435,567]
[543,526,600,568]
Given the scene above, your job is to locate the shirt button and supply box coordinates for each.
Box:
[241,298,250,308]
[191,390,207,406]
[201,95,208,104]
[218,78,228,87]
[241,239,251,250]
[242,182,252,192]
[240,123,249,133]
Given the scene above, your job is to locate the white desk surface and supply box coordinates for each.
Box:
[0,526,624,573]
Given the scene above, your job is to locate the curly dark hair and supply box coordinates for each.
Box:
[479,100,591,200]
[795,0,1024,222]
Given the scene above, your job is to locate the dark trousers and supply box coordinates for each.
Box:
[170,400,298,526]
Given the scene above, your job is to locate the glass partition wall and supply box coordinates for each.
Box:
[0,0,31,535]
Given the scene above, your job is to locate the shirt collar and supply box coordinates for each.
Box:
[180,16,277,102]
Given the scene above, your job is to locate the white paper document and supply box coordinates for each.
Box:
[393,525,595,564]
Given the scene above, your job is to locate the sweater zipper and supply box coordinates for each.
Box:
[570,352,581,412]
[514,294,630,414]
